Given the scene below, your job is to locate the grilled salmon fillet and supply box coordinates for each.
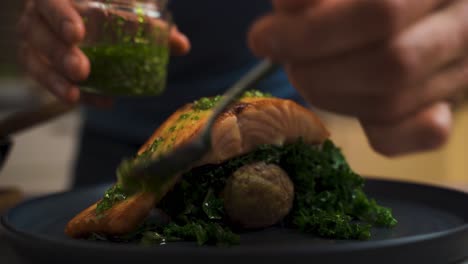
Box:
[65,96,329,238]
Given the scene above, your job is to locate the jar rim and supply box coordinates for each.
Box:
[74,0,167,19]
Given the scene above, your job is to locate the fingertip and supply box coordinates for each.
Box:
[45,73,79,104]
[64,48,90,82]
[362,126,400,158]
[170,34,191,56]
[62,19,85,44]
[431,103,452,129]
[179,34,191,53]
[80,48,91,79]
[65,86,81,104]
[247,15,276,59]
[76,19,86,41]
[169,27,191,56]
[421,102,452,149]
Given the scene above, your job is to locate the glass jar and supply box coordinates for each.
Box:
[73,0,171,96]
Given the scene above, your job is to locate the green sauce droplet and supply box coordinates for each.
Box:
[178,113,190,120]
[96,184,129,215]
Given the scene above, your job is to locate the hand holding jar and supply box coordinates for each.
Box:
[17,0,191,105]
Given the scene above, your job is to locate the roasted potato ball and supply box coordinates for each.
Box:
[222,161,294,229]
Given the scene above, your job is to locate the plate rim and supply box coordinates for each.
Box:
[2,178,468,256]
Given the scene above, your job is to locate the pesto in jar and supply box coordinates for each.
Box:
[80,42,169,96]
[79,3,170,96]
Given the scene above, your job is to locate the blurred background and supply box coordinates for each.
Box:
[0,1,81,196]
[0,1,467,198]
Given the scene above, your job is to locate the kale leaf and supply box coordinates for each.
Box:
[89,139,397,246]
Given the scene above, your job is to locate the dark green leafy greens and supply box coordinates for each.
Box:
[281,140,397,239]
[89,218,239,247]
[90,139,397,246]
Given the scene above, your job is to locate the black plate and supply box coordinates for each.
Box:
[2,178,468,264]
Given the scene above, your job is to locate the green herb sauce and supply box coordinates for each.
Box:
[81,42,169,96]
[90,140,397,246]
[191,90,272,111]
[192,96,222,111]
[143,137,165,157]
[241,90,272,98]
[95,184,129,215]
[80,8,170,96]
[178,113,191,120]
[95,137,165,216]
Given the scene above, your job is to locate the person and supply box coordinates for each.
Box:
[17,0,467,188]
